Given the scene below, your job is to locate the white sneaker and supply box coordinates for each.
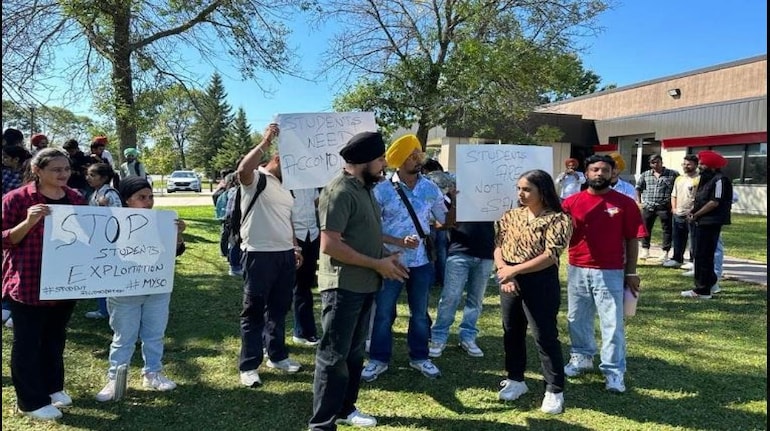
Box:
[17,404,62,421]
[459,339,484,357]
[335,409,377,427]
[681,270,695,277]
[680,262,694,270]
[639,248,650,259]
[409,359,442,379]
[292,335,320,346]
[498,379,528,401]
[540,391,564,414]
[605,373,626,393]
[49,391,72,408]
[95,380,116,402]
[1,309,9,322]
[266,357,301,373]
[680,290,712,300]
[655,250,670,261]
[84,310,108,319]
[142,372,177,391]
[564,353,593,377]
[428,341,446,358]
[662,259,682,268]
[361,361,389,382]
[711,284,722,294]
[240,369,262,387]
[5,317,13,328]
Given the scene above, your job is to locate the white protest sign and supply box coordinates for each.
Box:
[276,112,377,190]
[455,144,553,221]
[40,205,178,300]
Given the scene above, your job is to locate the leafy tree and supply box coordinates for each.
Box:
[2,0,300,156]
[322,0,610,147]
[213,107,254,175]
[142,137,177,178]
[188,74,233,178]
[150,85,202,169]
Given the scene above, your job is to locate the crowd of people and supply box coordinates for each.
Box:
[2,125,735,427]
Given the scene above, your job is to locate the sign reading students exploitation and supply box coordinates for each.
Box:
[455,144,553,222]
[276,112,377,190]
[40,205,178,300]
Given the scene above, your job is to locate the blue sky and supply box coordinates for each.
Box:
[56,0,768,129]
[221,0,768,128]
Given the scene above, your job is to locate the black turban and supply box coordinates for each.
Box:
[118,176,152,206]
[339,131,385,164]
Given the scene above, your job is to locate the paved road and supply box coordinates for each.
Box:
[154,192,767,287]
[645,244,766,287]
[153,190,215,207]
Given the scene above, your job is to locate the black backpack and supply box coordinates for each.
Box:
[226,173,267,246]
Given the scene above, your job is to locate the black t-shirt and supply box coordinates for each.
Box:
[447,221,496,259]
[694,172,732,226]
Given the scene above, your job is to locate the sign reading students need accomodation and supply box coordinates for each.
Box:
[276,112,377,190]
[455,144,553,222]
[40,205,178,300]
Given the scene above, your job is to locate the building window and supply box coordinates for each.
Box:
[688,143,767,185]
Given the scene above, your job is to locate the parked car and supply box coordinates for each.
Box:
[166,170,201,193]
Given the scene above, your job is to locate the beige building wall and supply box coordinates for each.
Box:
[539,58,767,120]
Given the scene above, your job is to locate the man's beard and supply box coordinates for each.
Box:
[362,169,382,188]
[588,177,611,191]
[683,166,695,174]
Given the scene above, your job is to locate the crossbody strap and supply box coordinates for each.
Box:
[392,180,427,238]
[241,172,267,224]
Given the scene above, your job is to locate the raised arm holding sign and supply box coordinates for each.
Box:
[276,112,376,190]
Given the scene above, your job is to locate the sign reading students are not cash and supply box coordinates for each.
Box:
[455,144,553,222]
[276,112,377,190]
[40,205,178,300]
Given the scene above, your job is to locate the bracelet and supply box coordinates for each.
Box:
[294,246,302,253]
[624,273,639,277]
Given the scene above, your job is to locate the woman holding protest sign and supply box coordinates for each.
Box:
[2,148,86,421]
[95,176,187,402]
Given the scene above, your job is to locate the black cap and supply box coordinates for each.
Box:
[118,176,152,206]
[339,132,385,164]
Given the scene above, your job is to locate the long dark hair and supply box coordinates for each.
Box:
[519,169,563,213]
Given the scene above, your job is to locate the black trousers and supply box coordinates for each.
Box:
[693,223,722,294]
[239,250,295,371]
[309,289,375,431]
[9,299,76,412]
[293,234,320,339]
[500,265,565,393]
[641,206,674,251]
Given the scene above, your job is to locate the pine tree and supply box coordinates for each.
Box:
[188,74,233,178]
[213,107,255,174]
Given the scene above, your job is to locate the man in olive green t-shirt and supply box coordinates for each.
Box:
[309,132,408,430]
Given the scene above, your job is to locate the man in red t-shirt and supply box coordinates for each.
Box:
[561,155,647,394]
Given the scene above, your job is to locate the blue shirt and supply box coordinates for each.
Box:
[374,172,446,268]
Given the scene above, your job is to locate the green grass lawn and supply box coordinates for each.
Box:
[721,214,767,263]
[2,206,766,430]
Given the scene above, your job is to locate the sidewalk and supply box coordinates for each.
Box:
[154,190,214,207]
[645,244,767,286]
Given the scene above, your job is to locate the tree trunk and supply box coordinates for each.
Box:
[415,120,430,152]
[111,4,137,164]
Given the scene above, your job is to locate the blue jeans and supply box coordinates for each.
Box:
[229,243,243,273]
[431,253,493,344]
[566,265,626,376]
[369,263,434,363]
[106,293,171,379]
[310,289,374,430]
[714,234,725,278]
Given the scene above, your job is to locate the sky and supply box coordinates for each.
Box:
[43,0,769,130]
[216,0,769,128]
